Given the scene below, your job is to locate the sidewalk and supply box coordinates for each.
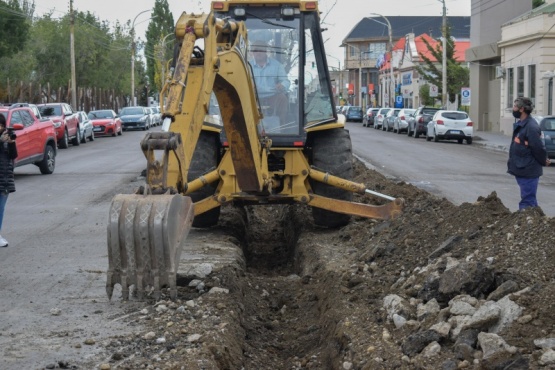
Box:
[473,131,511,153]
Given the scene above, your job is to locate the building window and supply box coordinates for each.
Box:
[507,68,514,108]
[517,66,524,98]
[528,65,536,102]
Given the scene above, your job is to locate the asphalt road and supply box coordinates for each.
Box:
[346,121,555,216]
[0,128,149,368]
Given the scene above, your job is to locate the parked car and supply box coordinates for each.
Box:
[0,106,57,174]
[120,106,151,131]
[10,103,51,124]
[76,111,94,143]
[538,116,555,160]
[37,103,80,148]
[150,106,162,126]
[88,109,122,137]
[363,108,380,127]
[426,110,473,144]
[382,108,401,132]
[344,106,363,122]
[373,107,391,130]
[393,108,416,134]
[407,106,440,138]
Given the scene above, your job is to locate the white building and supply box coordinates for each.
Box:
[498,1,555,134]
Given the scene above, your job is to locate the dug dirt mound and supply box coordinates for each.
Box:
[71,159,555,370]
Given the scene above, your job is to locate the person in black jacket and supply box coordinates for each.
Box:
[507,97,550,210]
[0,114,18,247]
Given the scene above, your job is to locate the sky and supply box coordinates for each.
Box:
[34,0,471,63]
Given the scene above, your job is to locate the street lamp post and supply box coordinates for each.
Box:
[131,9,150,106]
[369,13,394,108]
[159,33,174,90]
[344,43,364,109]
[326,54,342,104]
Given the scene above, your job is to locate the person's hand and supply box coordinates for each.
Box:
[275,82,285,93]
[0,132,9,143]
[547,158,552,166]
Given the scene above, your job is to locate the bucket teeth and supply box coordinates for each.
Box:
[106,194,194,300]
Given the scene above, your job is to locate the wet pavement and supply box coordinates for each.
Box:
[473,131,512,153]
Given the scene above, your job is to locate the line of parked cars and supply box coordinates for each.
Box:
[1,103,162,175]
[361,105,474,145]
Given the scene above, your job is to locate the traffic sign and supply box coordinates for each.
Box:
[395,95,403,108]
[461,87,471,106]
[429,84,438,97]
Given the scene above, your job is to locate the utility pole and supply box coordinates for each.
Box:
[440,0,447,108]
[69,0,77,108]
[131,9,150,106]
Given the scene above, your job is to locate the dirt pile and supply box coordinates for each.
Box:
[67,159,555,370]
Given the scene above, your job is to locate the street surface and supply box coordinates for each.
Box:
[1,122,554,367]
[0,129,148,368]
[346,122,555,216]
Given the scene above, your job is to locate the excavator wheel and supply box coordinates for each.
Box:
[309,128,353,228]
[106,193,194,300]
[188,131,221,228]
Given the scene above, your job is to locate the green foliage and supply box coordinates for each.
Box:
[0,0,31,56]
[533,0,545,8]
[418,84,435,106]
[145,0,175,94]
[415,25,469,105]
[0,3,173,106]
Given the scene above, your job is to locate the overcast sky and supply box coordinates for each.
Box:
[34,0,471,63]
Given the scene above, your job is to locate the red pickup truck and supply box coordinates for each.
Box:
[0,106,57,174]
[37,103,80,149]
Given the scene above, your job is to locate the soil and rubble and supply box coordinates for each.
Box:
[46,159,555,370]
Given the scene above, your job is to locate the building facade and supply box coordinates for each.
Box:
[342,16,469,111]
[465,0,532,133]
[498,2,555,134]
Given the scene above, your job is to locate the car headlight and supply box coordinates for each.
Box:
[139,116,147,122]
[52,121,62,128]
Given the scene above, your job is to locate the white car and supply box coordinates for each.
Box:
[426,110,473,144]
[373,107,391,130]
[393,108,415,134]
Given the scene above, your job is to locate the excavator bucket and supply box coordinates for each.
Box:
[106,193,194,300]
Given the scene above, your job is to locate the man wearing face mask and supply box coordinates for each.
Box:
[507,97,550,210]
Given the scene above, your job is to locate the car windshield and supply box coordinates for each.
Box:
[350,107,362,113]
[540,118,555,131]
[39,105,62,117]
[89,110,114,119]
[442,112,468,120]
[121,107,143,115]
[422,108,439,115]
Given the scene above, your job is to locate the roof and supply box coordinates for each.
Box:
[343,16,470,44]
[504,2,555,25]
[379,33,470,72]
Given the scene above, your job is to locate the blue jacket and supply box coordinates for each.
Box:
[507,115,546,178]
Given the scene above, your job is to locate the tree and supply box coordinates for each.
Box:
[415,25,469,105]
[145,0,174,95]
[0,0,31,56]
[418,84,435,106]
[533,0,545,8]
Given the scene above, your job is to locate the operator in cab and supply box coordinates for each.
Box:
[250,40,290,128]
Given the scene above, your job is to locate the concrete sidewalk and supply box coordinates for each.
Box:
[473,131,511,153]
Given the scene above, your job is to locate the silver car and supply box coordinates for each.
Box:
[393,108,415,134]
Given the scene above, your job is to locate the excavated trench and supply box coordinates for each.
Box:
[214,204,348,369]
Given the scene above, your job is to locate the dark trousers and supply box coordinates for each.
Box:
[261,93,288,125]
[515,176,539,210]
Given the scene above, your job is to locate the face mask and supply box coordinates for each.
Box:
[512,110,522,119]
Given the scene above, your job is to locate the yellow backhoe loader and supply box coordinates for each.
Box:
[107,0,404,300]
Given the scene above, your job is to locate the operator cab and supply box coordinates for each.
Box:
[213,1,337,147]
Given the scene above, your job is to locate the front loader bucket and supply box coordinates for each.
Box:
[106,194,194,300]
